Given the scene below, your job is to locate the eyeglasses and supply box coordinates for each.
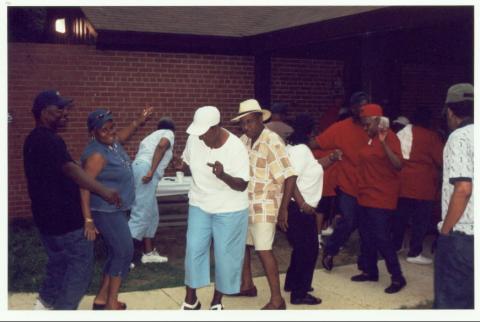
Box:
[95,110,112,120]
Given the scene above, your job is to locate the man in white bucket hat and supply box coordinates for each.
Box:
[231,99,297,310]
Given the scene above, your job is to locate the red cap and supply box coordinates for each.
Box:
[360,104,383,117]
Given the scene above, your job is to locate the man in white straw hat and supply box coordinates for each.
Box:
[231,99,297,310]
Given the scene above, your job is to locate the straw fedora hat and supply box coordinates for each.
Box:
[231,99,272,122]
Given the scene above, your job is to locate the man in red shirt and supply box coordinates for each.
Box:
[354,104,406,294]
[312,95,346,246]
[392,109,443,264]
[309,91,369,271]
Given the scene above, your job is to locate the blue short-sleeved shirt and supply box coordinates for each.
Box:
[81,139,135,212]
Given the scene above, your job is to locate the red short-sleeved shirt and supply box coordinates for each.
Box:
[357,130,402,210]
[317,106,341,133]
[400,126,443,200]
[312,148,338,197]
[315,118,369,197]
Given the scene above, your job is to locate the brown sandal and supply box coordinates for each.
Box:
[261,299,286,310]
[92,301,127,310]
[230,286,258,297]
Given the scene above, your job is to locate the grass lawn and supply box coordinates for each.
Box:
[8,219,185,294]
[9,216,360,295]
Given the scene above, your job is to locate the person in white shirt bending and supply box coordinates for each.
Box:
[128,117,175,265]
[174,106,250,310]
[284,114,341,306]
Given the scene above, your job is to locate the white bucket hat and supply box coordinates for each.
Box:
[231,99,272,122]
[186,106,220,136]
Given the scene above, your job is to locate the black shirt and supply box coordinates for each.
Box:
[23,127,84,235]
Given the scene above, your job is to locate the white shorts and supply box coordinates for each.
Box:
[246,222,276,251]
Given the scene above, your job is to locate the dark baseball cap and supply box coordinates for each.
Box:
[271,102,289,114]
[87,108,113,131]
[350,91,368,106]
[32,90,73,114]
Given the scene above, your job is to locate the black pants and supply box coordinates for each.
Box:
[324,190,366,272]
[392,197,433,257]
[284,202,319,299]
[358,206,403,280]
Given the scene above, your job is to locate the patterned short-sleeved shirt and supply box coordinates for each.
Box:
[439,123,474,235]
[240,128,296,224]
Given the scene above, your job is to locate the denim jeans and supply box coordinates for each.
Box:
[358,206,403,280]
[128,159,162,240]
[39,228,94,310]
[93,210,134,278]
[324,190,366,271]
[434,232,474,309]
[285,202,319,299]
[392,197,433,257]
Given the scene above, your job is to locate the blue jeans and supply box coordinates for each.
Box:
[324,190,366,271]
[358,206,403,280]
[93,210,134,278]
[129,160,162,240]
[434,232,474,309]
[392,198,433,257]
[184,205,248,294]
[39,228,94,310]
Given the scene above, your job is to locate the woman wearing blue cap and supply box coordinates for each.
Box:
[79,106,153,310]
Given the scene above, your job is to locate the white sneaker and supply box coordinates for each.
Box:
[406,254,432,265]
[318,234,323,249]
[130,262,135,270]
[321,226,334,236]
[141,249,168,264]
[34,298,52,310]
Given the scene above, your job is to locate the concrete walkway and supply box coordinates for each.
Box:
[9,257,433,310]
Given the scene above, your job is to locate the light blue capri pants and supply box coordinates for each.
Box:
[128,159,162,240]
[185,205,249,294]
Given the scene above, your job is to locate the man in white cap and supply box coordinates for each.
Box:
[175,106,250,310]
[434,83,473,309]
[231,99,297,310]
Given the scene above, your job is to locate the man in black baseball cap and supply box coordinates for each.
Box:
[23,89,121,310]
[32,90,73,116]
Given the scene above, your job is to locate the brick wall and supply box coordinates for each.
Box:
[399,63,468,120]
[8,43,254,219]
[9,44,469,219]
[271,57,345,121]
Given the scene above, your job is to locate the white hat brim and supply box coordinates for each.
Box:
[231,110,271,122]
[186,123,210,136]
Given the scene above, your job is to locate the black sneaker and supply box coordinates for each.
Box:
[322,254,334,271]
[384,277,406,294]
[290,294,322,305]
[350,273,379,282]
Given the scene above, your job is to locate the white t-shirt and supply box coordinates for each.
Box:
[182,130,250,213]
[135,129,175,178]
[286,144,324,208]
[439,124,474,235]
